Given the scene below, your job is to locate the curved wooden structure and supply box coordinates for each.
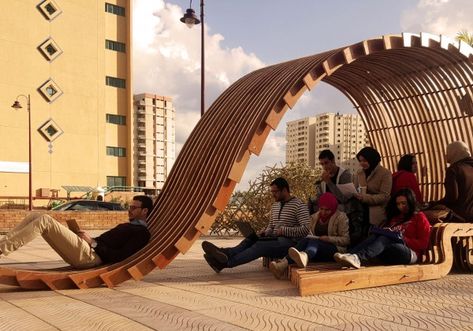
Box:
[0,32,472,289]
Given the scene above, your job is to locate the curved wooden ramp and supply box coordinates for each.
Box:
[0,32,472,289]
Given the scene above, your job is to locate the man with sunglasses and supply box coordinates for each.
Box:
[202,177,310,272]
[0,195,152,268]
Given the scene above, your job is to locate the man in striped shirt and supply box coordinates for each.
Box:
[202,177,310,272]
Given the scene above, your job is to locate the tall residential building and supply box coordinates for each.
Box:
[0,1,132,199]
[286,117,317,167]
[133,94,175,193]
[286,113,368,174]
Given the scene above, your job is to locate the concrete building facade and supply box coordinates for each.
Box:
[133,93,175,193]
[286,117,317,167]
[286,113,368,174]
[0,0,133,199]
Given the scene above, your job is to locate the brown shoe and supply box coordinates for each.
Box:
[269,259,288,280]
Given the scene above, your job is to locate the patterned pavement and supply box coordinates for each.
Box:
[0,235,472,330]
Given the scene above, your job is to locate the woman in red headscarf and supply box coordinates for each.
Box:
[270,192,350,279]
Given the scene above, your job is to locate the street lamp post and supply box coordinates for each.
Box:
[180,0,205,117]
[11,94,33,211]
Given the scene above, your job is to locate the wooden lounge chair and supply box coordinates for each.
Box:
[0,32,471,289]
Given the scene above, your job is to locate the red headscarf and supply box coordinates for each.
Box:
[318,192,338,222]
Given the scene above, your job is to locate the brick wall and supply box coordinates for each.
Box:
[0,210,128,232]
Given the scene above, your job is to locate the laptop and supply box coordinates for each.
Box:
[66,219,81,234]
[235,221,277,241]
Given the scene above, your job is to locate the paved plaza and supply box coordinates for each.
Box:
[0,235,472,330]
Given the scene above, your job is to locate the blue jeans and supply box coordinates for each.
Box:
[349,234,412,264]
[224,237,297,268]
[287,238,337,263]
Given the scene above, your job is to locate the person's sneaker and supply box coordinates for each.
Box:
[288,247,308,268]
[203,254,226,273]
[202,240,228,264]
[333,253,361,269]
[269,259,288,280]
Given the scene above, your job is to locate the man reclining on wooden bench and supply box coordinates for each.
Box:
[0,196,152,269]
[334,188,431,268]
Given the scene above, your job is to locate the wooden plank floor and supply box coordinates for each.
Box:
[1,235,473,330]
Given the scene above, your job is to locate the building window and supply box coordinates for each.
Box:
[106,146,126,157]
[38,79,63,103]
[38,0,62,20]
[105,40,126,53]
[37,118,63,142]
[107,176,126,187]
[106,114,126,125]
[106,76,126,89]
[38,38,62,61]
[105,3,125,16]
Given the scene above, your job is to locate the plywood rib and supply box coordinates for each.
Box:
[0,33,472,289]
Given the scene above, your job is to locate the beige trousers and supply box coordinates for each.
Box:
[0,213,102,268]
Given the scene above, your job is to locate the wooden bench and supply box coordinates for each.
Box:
[273,223,473,296]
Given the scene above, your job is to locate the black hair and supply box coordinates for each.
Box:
[357,147,381,177]
[385,188,417,223]
[397,154,415,172]
[270,177,290,193]
[133,195,154,213]
[318,149,335,161]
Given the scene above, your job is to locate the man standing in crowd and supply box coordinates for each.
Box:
[314,149,354,212]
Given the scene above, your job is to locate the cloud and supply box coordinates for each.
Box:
[133,0,265,151]
[401,0,473,38]
[132,1,358,192]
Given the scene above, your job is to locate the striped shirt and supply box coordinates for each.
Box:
[265,197,310,238]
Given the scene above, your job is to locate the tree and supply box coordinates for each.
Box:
[456,30,473,47]
[210,162,321,235]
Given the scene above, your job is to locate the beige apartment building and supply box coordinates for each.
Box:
[286,113,368,174]
[133,94,175,193]
[286,117,317,167]
[0,0,133,199]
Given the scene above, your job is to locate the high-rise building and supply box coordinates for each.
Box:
[0,1,133,199]
[133,94,175,193]
[286,117,317,167]
[286,113,368,174]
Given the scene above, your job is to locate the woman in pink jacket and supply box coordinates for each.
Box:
[334,188,431,268]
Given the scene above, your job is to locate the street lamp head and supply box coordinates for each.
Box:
[180,8,200,28]
[11,100,23,109]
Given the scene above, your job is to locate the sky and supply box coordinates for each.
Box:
[132,0,473,190]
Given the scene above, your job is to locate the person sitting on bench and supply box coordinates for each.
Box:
[201,177,310,273]
[392,154,423,204]
[269,192,350,279]
[334,188,431,269]
[0,195,153,268]
[430,141,473,222]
